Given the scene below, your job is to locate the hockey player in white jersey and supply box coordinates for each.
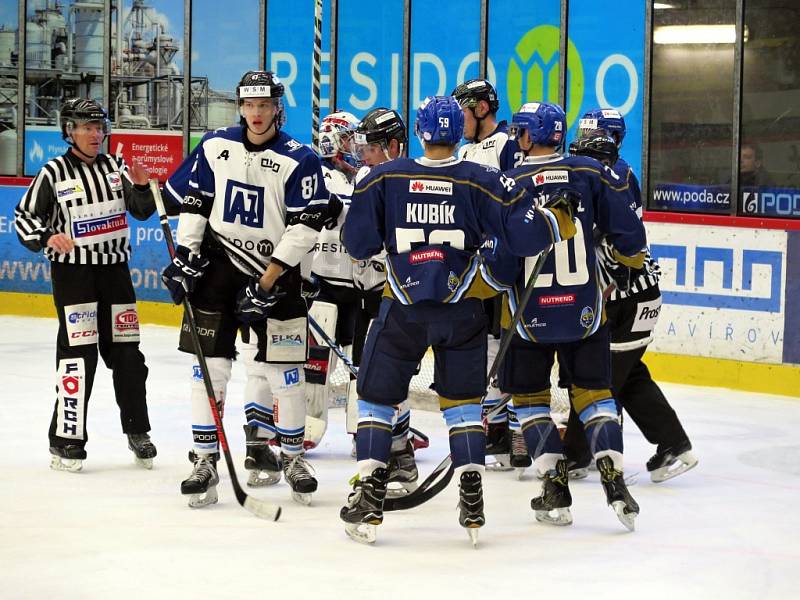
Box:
[451,79,526,470]
[162,71,330,506]
[304,111,361,447]
[348,107,423,497]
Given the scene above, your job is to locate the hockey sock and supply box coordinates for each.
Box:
[356,400,394,477]
[243,357,276,439]
[443,403,485,469]
[507,403,521,433]
[190,357,231,455]
[266,364,306,456]
[391,399,411,452]
[515,398,565,475]
[579,398,624,470]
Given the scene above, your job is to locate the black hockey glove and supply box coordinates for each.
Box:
[301,274,320,301]
[322,193,344,230]
[543,187,581,221]
[161,245,209,305]
[235,278,286,323]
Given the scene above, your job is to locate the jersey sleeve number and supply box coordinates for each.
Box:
[395,228,465,252]
[525,225,589,287]
[301,174,318,200]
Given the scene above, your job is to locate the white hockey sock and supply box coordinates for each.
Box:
[243,342,276,439]
[190,357,231,455]
[266,364,306,456]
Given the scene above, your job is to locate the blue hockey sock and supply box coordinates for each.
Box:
[443,404,485,469]
[579,398,624,456]
[355,400,394,465]
[516,404,564,460]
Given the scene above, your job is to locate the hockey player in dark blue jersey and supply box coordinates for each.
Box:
[161,70,330,507]
[564,109,697,483]
[338,96,578,545]
[499,101,647,531]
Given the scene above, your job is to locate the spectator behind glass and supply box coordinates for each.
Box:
[740,143,773,187]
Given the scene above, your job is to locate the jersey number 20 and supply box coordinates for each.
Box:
[525,226,589,287]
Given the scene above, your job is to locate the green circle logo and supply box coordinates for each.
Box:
[507,24,584,128]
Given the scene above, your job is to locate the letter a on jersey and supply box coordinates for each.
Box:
[224,180,264,227]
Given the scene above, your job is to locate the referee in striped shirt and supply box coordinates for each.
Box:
[15,98,158,472]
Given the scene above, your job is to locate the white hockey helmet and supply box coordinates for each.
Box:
[319,111,360,159]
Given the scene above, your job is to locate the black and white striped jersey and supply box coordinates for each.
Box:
[594,157,660,301]
[15,151,154,264]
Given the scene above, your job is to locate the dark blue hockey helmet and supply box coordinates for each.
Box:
[578,108,626,146]
[415,95,464,146]
[509,102,566,148]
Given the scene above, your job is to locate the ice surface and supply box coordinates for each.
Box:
[2,315,798,599]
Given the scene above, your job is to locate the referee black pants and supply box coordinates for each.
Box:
[49,262,150,450]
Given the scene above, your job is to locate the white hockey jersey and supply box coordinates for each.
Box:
[177,127,329,276]
[349,165,386,293]
[457,121,524,171]
[309,162,354,288]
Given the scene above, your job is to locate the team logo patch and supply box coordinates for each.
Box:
[447,271,459,292]
[580,306,595,329]
[224,179,264,227]
[409,180,453,195]
[539,293,576,306]
[283,368,300,386]
[533,171,569,186]
[192,365,203,382]
[410,249,445,264]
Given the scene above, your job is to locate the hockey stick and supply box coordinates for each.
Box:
[385,245,553,511]
[310,0,323,152]
[149,180,281,521]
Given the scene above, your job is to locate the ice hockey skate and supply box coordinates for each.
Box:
[530,459,573,526]
[181,451,219,509]
[282,453,318,505]
[341,468,389,545]
[647,441,698,483]
[243,426,281,487]
[566,455,591,480]
[597,455,639,531]
[510,430,531,479]
[458,471,485,548]
[49,445,86,473]
[485,422,512,471]
[386,440,419,498]
[127,433,157,469]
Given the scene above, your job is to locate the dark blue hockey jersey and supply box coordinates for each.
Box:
[343,156,575,306]
[498,153,646,343]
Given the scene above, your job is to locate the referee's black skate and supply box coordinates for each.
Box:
[386,440,419,497]
[531,459,573,526]
[647,440,698,483]
[485,422,512,471]
[281,453,318,505]
[597,455,639,531]
[127,433,157,469]
[181,451,219,509]
[341,467,389,545]
[458,470,485,548]
[49,445,86,473]
[243,425,281,487]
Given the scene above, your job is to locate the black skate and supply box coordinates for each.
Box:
[597,456,639,531]
[566,455,591,480]
[281,453,318,505]
[341,468,389,544]
[386,440,419,498]
[510,430,531,478]
[181,451,219,509]
[531,459,573,526]
[127,433,157,469]
[243,425,281,487]
[49,445,87,473]
[647,440,698,483]
[458,471,485,547]
[485,422,512,471]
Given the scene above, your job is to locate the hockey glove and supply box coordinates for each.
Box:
[161,245,209,305]
[235,278,286,323]
[301,274,321,301]
[322,193,344,230]
[543,188,582,241]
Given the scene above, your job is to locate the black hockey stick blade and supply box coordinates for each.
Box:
[384,456,454,511]
[150,180,281,521]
